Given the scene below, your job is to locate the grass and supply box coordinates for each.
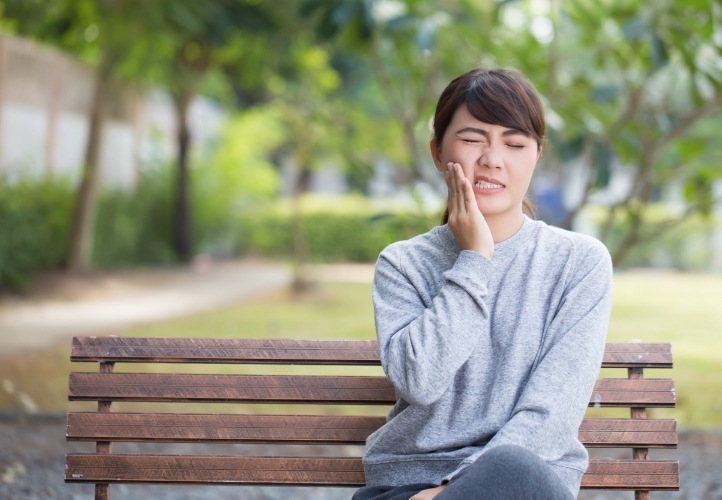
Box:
[1,272,720,427]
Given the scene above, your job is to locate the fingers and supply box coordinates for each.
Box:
[447,162,467,214]
[463,177,476,207]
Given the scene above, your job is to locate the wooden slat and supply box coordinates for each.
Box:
[602,342,672,368]
[579,418,677,447]
[67,413,678,448]
[70,337,382,365]
[582,460,679,490]
[590,379,675,407]
[71,337,673,369]
[64,454,679,490]
[65,455,365,486]
[66,413,387,444]
[68,373,675,407]
[68,373,397,404]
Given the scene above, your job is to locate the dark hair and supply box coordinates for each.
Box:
[434,68,545,223]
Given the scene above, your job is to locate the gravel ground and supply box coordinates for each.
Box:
[1,413,720,500]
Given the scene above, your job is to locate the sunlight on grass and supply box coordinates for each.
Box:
[1,272,720,427]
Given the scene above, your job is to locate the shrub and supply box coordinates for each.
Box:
[0,180,74,289]
[232,196,438,263]
[92,168,176,267]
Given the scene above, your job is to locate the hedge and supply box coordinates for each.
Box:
[229,200,439,263]
[0,181,74,289]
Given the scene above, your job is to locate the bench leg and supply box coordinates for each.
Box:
[95,483,110,500]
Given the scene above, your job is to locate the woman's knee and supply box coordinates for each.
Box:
[438,445,573,499]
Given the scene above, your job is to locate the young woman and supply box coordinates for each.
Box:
[353,68,613,500]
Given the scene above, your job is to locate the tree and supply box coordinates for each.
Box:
[310,0,722,266]
[301,0,470,192]
[2,0,155,271]
[505,0,722,265]
[139,1,273,262]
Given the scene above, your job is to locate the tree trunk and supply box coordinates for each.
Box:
[290,163,315,293]
[0,36,6,176]
[66,53,113,272]
[172,90,194,262]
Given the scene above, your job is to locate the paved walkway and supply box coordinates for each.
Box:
[0,259,376,358]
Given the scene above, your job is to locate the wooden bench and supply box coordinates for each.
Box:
[65,337,679,499]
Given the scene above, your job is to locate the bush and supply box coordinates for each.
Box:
[0,168,177,290]
[0,178,437,292]
[233,196,439,263]
[92,168,177,267]
[0,180,74,289]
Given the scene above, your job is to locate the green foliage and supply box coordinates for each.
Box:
[0,180,74,289]
[92,167,176,268]
[582,204,717,271]
[234,196,437,263]
[192,108,284,257]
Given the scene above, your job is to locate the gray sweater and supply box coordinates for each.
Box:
[363,216,613,497]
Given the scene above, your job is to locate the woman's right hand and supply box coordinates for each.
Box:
[410,484,447,499]
[445,162,494,258]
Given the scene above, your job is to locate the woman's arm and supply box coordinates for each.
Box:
[374,161,496,407]
[373,246,492,406]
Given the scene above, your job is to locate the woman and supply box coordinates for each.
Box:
[353,68,613,500]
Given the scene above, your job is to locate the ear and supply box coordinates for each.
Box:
[430,139,444,172]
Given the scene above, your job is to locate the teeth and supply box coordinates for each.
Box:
[475,181,503,189]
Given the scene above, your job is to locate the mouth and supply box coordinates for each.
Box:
[474,177,505,190]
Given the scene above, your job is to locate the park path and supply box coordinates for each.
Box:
[0,258,377,359]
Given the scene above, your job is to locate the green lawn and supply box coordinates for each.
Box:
[1,272,720,427]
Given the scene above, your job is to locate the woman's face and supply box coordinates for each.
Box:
[431,104,541,223]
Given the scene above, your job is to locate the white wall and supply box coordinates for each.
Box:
[0,34,224,189]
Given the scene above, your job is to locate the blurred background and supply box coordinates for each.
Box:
[0,0,721,498]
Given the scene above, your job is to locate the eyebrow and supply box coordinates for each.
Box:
[455,126,528,138]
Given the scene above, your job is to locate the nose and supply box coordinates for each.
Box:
[480,143,503,169]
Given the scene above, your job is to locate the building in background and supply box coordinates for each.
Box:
[0,34,224,188]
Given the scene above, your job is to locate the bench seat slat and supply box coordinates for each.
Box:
[71,337,382,365]
[68,373,396,404]
[66,413,386,444]
[70,337,673,368]
[68,373,676,407]
[584,460,680,489]
[591,379,675,407]
[64,454,679,490]
[66,413,678,448]
[580,418,677,447]
[65,454,365,486]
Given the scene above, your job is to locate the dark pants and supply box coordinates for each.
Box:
[352,445,575,500]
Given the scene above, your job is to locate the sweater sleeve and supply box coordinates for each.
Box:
[373,247,493,406]
[443,239,613,489]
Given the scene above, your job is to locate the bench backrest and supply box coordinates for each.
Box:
[65,337,679,500]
